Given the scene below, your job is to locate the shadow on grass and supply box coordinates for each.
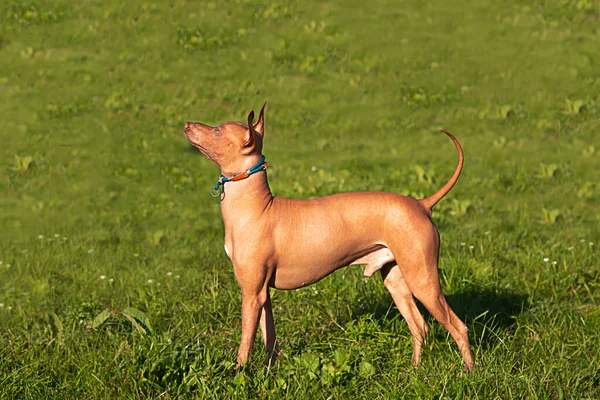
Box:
[362,287,529,349]
[445,288,529,347]
[446,288,529,326]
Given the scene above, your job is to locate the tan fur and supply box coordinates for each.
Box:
[184,105,473,371]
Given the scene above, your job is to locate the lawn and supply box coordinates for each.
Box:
[1,0,599,398]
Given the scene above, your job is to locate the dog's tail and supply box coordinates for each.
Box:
[418,130,464,212]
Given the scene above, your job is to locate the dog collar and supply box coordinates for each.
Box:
[211,156,269,197]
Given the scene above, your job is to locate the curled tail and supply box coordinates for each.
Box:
[419,130,464,211]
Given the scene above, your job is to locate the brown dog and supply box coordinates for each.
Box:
[184,103,473,371]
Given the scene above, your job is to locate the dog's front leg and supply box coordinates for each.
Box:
[259,289,279,367]
[236,293,264,369]
[234,263,271,370]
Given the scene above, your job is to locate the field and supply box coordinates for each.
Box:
[1,0,599,398]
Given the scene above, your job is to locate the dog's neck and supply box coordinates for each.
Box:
[219,155,274,228]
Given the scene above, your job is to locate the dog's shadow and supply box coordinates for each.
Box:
[362,287,529,348]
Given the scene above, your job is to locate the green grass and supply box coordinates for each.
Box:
[1,0,599,398]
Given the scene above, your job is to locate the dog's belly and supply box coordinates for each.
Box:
[270,244,385,290]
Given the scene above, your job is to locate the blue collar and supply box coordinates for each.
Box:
[211,156,269,197]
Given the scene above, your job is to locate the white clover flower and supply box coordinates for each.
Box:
[311,166,317,172]
[175,275,180,279]
[0,303,4,307]
[543,257,549,262]
[100,275,106,280]
[54,233,60,238]
[460,242,466,246]
[484,231,491,235]
[6,306,11,310]
[589,242,594,246]
[567,246,574,251]
[109,278,114,283]
[0,261,3,265]
[88,249,94,253]
[147,279,153,284]
[580,239,586,243]
[552,261,557,265]
[468,245,474,249]
[38,235,44,239]
[166,272,173,276]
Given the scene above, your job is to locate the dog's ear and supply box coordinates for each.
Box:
[253,101,266,137]
[244,110,256,149]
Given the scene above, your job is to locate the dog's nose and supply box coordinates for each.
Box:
[184,122,191,131]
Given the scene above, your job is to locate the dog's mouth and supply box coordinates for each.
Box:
[183,124,202,145]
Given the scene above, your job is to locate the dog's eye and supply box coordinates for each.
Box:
[213,127,221,136]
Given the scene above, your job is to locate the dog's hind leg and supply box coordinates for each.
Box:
[388,224,473,371]
[380,263,429,366]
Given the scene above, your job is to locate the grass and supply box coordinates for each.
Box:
[1,0,599,398]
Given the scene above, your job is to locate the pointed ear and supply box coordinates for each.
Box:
[244,110,256,148]
[253,101,267,136]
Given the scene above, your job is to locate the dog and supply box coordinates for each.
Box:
[184,103,473,371]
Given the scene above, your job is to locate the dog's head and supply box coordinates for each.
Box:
[184,102,266,174]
